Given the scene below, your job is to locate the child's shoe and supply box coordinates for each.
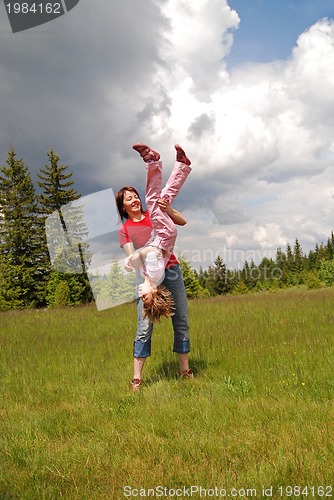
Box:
[133,143,160,163]
[175,144,191,166]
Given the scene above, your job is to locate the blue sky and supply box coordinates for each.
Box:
[227,0,334,65]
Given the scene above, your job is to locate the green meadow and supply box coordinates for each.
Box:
[1,288,334,499]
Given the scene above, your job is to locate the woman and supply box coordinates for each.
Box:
[116,143,193,392]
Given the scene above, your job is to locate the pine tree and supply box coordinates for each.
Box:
[196,267,209,289]
[275,247,286,270]
[313,243,329,269]
[178,255,201,299]
[258,257,276,285]
[37,149,92,305]
[46,271,88,307]
[54,280,71,306]
[0,147,42,308]
[326,231,334,260]
[91,260,136,309]
[38,149,80,212]
[286,243,294,271]
[293,238,304,273]
[240,259,259,289]
[206,255,231,295]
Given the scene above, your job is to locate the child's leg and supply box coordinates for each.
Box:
[161,144,192,205]
[145,161,163,217]
[161,161,192,205]
[146,162,177,252]
[132,143,176,253]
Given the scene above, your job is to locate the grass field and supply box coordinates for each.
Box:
[1,288,334,499]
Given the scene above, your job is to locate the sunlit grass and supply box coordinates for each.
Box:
[1,288,334,498]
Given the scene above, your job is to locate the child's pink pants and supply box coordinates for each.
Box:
[145,160,192,260]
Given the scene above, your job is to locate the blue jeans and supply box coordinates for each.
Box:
[133,264,190,358]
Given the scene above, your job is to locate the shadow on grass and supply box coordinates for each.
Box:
[145,357,207,386]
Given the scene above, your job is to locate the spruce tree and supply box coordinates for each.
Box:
[286,243,294,271]
[206,255,231,295]
[100,260,136,306]
[38,149,80,212]
[326,231,334,260]
[0,147,42,308]
[37,150,92,305]
[196,267,209,289]
[242,260,257,290]
[293,238,304,273]
[178,255,201,298]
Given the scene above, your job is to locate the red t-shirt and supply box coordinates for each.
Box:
[119,211,178,269]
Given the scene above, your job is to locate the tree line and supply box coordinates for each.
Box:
[180,235,334,299]
[1,146,334,311]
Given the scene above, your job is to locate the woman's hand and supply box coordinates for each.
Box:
[124,255,134,272]
[158,198,187,226]
[157,198,168,212]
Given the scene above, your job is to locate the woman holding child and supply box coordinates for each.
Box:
[116,143,193,391]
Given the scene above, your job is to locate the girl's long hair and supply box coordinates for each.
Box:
[142,285,175,323]
[115,186,144,221]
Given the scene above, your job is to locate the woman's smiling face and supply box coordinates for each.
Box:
[122,190,142,217]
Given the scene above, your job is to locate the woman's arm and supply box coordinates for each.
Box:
[122,242,139,271]
[122,242,135,257]
[157,199,187,226]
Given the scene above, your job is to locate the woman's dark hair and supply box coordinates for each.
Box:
[115,186,144,221]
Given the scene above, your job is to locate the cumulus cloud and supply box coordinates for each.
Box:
[146,12,334,265]
[160,0,239,98]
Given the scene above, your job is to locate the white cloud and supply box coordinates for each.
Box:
[160,0,239,97]
[143,9,334,267]
[253,224,287,250]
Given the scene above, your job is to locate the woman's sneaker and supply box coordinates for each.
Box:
[179,368,194,379]
[129,378,143,392]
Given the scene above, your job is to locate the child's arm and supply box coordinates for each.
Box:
[124,246,161,271]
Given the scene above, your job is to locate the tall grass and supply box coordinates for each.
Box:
[1,288,334,499]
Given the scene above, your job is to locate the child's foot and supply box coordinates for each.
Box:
[133,143,160,163]
[175,144,191,166]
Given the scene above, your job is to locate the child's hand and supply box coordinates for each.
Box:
[124,256,134,272]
